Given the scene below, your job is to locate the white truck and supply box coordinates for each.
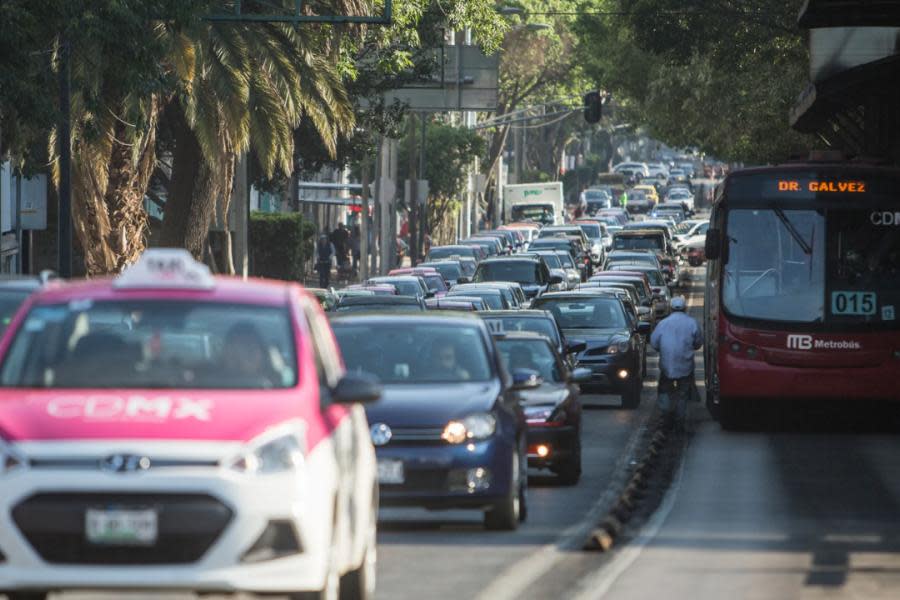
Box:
[503,182,565,226]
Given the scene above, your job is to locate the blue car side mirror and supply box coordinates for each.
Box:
[511,368,543,390]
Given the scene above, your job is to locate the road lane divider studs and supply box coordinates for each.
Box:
[582,407,686,553]
[601,516,623,537]
[585,529,616,552]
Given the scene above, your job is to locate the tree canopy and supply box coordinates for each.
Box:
[575,0,816,164]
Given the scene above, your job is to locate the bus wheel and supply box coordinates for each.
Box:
[719,397,746,431]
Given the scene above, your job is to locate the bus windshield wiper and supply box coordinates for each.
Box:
[773,207,812,255]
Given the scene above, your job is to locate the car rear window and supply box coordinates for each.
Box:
[0,301,297,389]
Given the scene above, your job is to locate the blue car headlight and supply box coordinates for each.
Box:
[442,413,497,444]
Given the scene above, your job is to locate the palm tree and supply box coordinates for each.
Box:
[62,2,359,275]
[61,28,176,276]
[160,19,356,271]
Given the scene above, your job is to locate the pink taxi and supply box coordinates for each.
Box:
[0,249,380,600]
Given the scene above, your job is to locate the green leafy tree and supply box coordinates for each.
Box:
[158,19,354,271]
[398,118,484,242]
[480,0,588,194]
[575,0,815,164]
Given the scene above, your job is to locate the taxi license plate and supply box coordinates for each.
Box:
[85,508,158,546]
[377,459,404,484]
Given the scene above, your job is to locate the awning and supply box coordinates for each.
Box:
[790,53,900,135]
[799,0,900,28]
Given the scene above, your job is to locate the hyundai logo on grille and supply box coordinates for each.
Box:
[100,454,152,473]
[370,423,392,446]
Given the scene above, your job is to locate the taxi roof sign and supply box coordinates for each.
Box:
[114,248,215,290]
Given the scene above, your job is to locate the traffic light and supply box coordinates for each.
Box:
[583,91,602,124]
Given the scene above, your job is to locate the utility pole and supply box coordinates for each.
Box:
[407,116,418,267]
[418,112,427,261]
[233,152,249,277]
[360,155,370,281]
[57,35,72,278]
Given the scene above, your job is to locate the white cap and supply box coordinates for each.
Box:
[670,296,686,311]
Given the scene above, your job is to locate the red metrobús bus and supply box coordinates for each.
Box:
[703,161,900,429]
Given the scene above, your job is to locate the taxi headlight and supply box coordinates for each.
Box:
[229,427,306,475]
[441,413,496,444]
[0,439,26,475]
[606,341,630,354]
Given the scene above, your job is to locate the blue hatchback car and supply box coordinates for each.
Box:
[331,313,534,530]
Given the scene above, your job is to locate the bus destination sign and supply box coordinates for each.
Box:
[777,180,867,194]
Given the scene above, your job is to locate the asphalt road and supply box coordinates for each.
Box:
[573,412,900,600]
[371,272,712,600]
[375,387,656,600]
[45,266,698,600]
[569,270,900,600]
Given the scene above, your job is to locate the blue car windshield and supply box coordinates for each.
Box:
[332,323,493,384]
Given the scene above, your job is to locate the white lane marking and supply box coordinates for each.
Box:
[474,406,654,600]
[571,435,688,600]
[477,277,704,600]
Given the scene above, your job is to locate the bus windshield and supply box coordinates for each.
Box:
[723,209,825,323]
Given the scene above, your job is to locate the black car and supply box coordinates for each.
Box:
[426,244,486,263]
[493,332,590,484]
[333,295,427,313]
[476,231,516,255]
[527,238,591,279]
[472,256,562,301]
[480,309,586,366]
[426,297,482,311]
[532,291,649,408]
[331,314,534,530]
[419,261,468,286]
[575,280,654,331]
[451,282,522,309]
[446,288,508,310]
[367,275,429,300]
[459,237,503,257]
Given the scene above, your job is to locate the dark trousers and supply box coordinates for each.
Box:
[657,373,694,421]
[317,262,331,288]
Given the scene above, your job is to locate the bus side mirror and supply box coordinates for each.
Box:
[705,229,721,261]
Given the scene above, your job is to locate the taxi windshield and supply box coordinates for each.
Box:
[0,301,297,389]
[332,322,492,384]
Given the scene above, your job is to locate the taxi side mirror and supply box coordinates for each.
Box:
[332,372,382,405]
[637,321,652,335]
[549,274,564,285]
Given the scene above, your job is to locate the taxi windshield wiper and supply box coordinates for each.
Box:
[773,207,812,255]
